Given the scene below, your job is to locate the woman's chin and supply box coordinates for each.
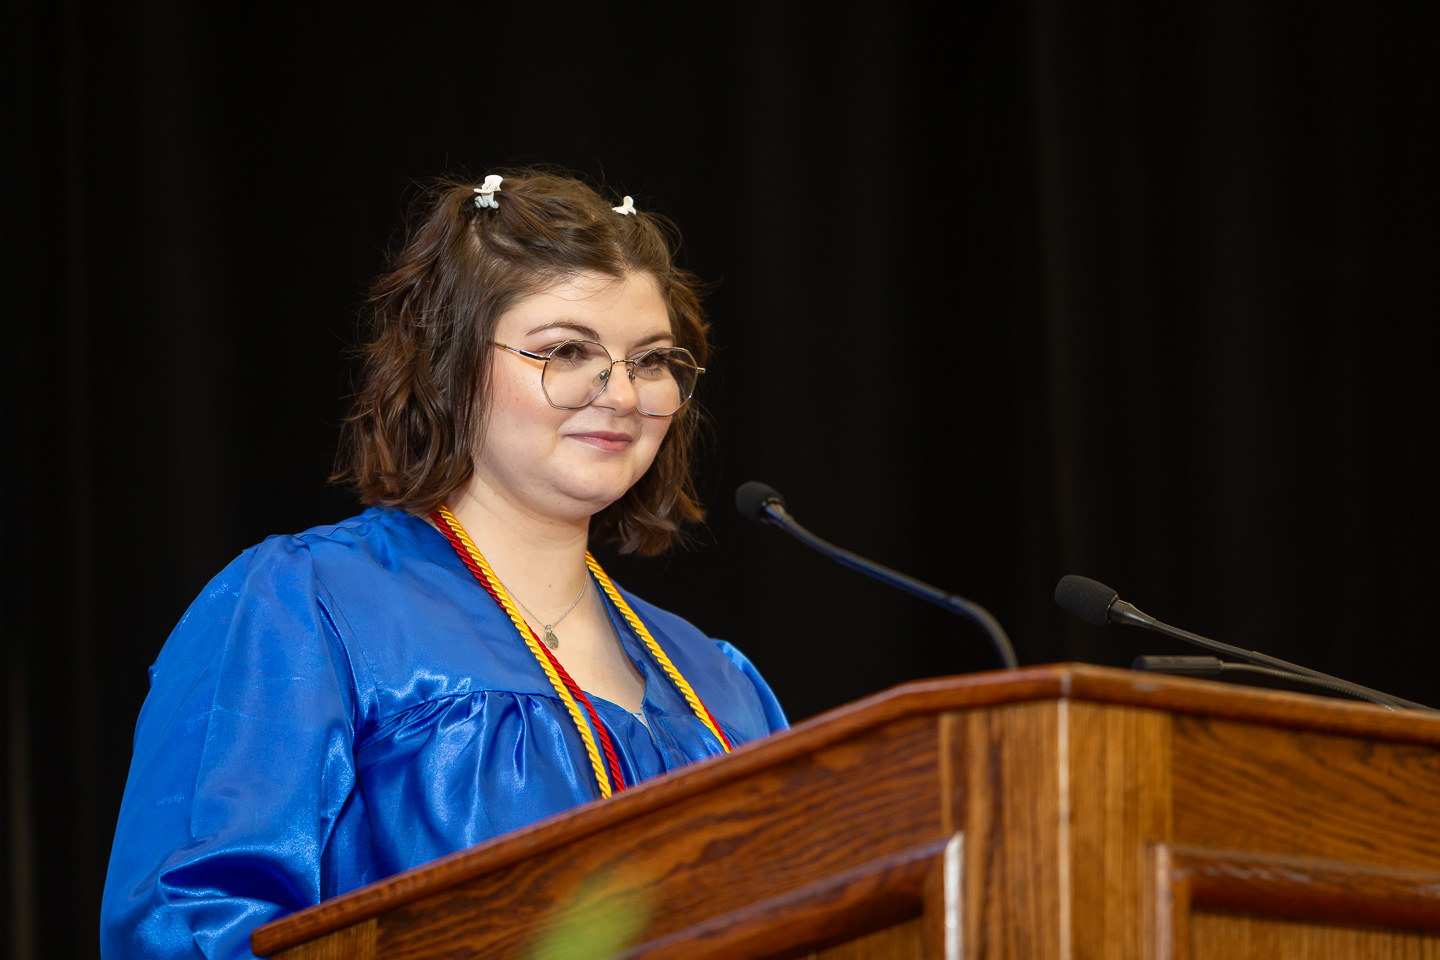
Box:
[573,486,633,518]
[530,479,629,523]
[554,465,652,514]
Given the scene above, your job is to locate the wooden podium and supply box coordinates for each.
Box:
[252,663,1440,959]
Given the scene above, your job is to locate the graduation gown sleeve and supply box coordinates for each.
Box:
[101,538,362,960]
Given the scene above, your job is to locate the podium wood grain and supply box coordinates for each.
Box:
[253,663,1440,960]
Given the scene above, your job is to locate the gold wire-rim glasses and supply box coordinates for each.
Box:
[491,339,705,418]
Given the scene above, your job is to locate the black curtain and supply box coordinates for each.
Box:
[4,2,1437,956]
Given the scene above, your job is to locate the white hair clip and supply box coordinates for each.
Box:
[473,175,503,210]
[612,196,636,216]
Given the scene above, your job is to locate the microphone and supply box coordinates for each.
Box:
[1054,575,1432,711]
[736,482,1018,669]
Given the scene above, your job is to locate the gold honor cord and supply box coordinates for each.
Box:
[584,555,733,751]
[432,507,617,797]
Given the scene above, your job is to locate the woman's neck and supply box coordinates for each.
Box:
[443,485,593,609]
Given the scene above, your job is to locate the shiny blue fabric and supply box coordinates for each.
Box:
[101,508,787,960]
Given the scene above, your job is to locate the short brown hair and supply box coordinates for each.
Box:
[334,167,710,555]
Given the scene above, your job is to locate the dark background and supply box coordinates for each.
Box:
[4,2,1437,956]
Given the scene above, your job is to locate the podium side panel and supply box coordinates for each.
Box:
[1149,843,1440,959]
[1172,716,1440,866]
[1069,701,1173,960]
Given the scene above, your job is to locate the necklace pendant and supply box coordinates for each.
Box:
[543,629,559,649]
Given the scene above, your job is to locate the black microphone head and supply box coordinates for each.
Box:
[1054,575,1119,626]
[735,482,785,524]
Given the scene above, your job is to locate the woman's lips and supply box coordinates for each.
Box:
[567,431,634,453]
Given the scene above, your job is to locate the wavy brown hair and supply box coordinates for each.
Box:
[333,168,710,555]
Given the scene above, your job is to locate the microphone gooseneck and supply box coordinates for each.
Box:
[736,482,1018,670]
[1054,574,1432,712]
[1131,655,1403,703]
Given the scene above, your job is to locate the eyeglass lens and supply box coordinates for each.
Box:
[541,341,698,416]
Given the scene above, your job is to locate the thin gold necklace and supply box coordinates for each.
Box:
[498,573,588,649]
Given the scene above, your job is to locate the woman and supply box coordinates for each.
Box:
[100,169,787,960]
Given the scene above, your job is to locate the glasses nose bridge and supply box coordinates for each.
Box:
[594,354,639,385]
[585,354,641,413]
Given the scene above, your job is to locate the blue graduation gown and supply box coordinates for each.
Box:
[100,507,787,960]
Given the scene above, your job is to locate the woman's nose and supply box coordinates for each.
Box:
[594,359,640,413]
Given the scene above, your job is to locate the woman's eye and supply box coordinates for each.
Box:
[547,342,589,362]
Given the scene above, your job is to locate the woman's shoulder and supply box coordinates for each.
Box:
[202,507,446,605]
[156,511,417,668]
[162,507,442,674]
[160,506,559,725]
[240,506,432,567]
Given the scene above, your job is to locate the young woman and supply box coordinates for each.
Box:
[101,169,787,960]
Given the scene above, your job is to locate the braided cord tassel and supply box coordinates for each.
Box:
[432,508,622,798]
[585,553,734,751]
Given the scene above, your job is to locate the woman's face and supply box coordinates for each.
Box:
[471,271,675,525]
